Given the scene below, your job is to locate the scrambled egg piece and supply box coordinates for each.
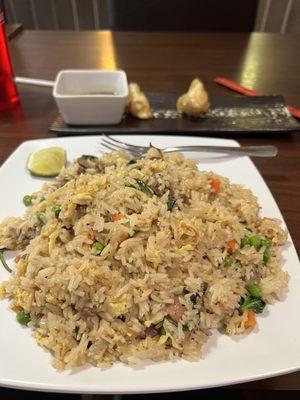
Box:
[174,218,199,246]
[14,288,28,307]
[46,293,58,305]
[42,222,59,237]
[108,294,127,317]
[72,192,93,204]
[65,201,77,216]
[149,161,166,172]
[177,244,194,256]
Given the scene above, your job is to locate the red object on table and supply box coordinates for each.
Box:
[0,6,19,111]
[214,76,300,119]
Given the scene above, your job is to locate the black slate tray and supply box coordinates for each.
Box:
[49,93,300,135]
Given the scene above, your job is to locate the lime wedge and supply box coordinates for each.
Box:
[27,147,67,177]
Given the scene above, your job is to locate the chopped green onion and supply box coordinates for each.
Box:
[158,326,166,335]
[16,311,30,326]
[91,242,105,254]
[128,159,137,165]
[107,212,113,220]
[224,255,234,268]
[247,283,262,298]
[0,249,12,273]
[239,296,266,314]
[262,238,272,248]
[167,199,176,211]
[23,195,32,206]
[125,182,136,189]
[263,248,270,264]
[135,180,154,197]
[125,180,154,197]
[82,155,97,160]
[241,235,271,250]
[39,195,45,202]
[36,212,45,222]
[52,204,61,218]
[182,324,189,331]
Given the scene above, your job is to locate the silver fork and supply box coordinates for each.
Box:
[100,135,278,157]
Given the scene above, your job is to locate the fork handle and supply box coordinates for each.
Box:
[163,145,278,157]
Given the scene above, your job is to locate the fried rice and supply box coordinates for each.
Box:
[0,148,289,369]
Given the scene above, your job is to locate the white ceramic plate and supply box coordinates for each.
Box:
[0,135,299,394]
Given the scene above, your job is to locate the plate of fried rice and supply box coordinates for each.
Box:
[0,135,299,394]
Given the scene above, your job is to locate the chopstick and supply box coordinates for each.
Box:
[214,77,300,119]
[15,77,55,87]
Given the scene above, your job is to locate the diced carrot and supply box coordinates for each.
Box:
[210,179,221,194]
[14,255,21,263]
[73,263,81,269]
[245,310,256,328]
[112,213,123,222]
[226,239,237,254]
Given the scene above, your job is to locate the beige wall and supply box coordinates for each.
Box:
[255,0,300,33]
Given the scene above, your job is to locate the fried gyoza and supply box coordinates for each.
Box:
[176,78,210,117]
[126,83,153,119]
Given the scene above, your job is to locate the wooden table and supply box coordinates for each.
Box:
[1,30,300,392]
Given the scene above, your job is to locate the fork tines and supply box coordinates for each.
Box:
[100,135,145,156]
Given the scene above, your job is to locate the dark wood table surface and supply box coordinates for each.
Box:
[1,30,300,392]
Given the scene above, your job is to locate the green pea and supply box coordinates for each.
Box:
[240,236,251,248]
[247,283,262,298]
[249,236,262,250]
[23,195,32,206]
[16,311,30,326]
[92,242,105,254]
[224,255,234,267]
[52,204,61,218]
[36,212,45,222]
